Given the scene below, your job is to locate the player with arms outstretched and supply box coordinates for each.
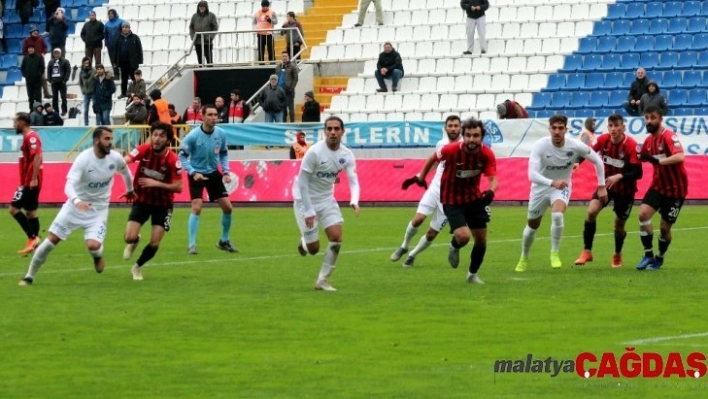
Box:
[123,122,183,280]
[575,114,642,268]
[413,118,497,284]
[515,114,607,272]
[10,112,43,255]
[635,106,689,270]
[19,127,136,286]
[391,115,462,267]
[293,116,360,291]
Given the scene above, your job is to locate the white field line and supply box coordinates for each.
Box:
[1,226,706,279]
[623,332,708,345]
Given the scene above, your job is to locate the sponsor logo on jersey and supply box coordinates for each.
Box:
[602,156,625,169]
[88,178,112,189]
[141,168,165,181]
[316,171,340,179]
[456,169,481,178]
[546,161,573,171]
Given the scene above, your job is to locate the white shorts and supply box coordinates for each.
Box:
[416,186,448,232]
[527,186,571,219]
[294,197,343,244]
[49,202,109,242]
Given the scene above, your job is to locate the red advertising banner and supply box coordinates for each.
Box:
[2,157,707,204]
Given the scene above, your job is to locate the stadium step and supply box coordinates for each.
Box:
[292,76,348,121]
[293,0,359,60]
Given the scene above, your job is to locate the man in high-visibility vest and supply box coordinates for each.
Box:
[253,0,278,62]
[289,131,311,160]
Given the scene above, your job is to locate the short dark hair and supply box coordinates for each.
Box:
[202,104,217,115]
[324,116,344,130]
[151,121,175,141]
[607,113,624,124]
[15,112,31,125]
[548,114,568,126]
[445,114,461,125]
[461,118,486,137]
[643,105,663,116]
[168,103,176,111]
[384,41,393,47]
[287,11,296,18]
[93,126,113,140]
[231,89,241,97]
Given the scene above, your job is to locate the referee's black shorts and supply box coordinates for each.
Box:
[188,171,228,202]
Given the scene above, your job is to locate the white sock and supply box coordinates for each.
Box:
[409,235,433,257]
[522,226,537,258]
[26,239,56,279]
[318,242,341,281]
[551,212,564,252]
[88,244,104,259]
[401,222,418,249]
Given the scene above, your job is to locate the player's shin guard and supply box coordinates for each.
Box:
[521,226,537,258]
[583,220,596,251]
[220,214,232,242]
[28,217,40,238]
[88,244,104,259]
[27,239,56,278]
[639,220,653,257]
[188,213,200,247]
[551,212,564,252]
[469,244,486,274]
[658,238,671,258]
[136,244,159,267]
[12,211,32,238]
[401,222,418,248]
[615,231,627,254]
[409,235,433,257]
[318,242,341,281]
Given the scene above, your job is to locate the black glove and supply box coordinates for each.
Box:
[402,176,428,190]
[639,153,660,165]
[481,190,495,205]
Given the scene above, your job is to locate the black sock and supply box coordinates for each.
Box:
[614,231,627,254]
[658,238,671,258]
[12,212,32,238]
[469,244,486,274]
[136,245,159,267]
[450,237,463,249]
[28,217,40,238]
[583,221,596,251]
[640,233,654,257]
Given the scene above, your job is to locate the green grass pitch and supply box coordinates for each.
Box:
[1,205,707,398]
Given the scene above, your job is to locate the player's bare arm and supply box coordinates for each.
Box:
[30,154,41,188]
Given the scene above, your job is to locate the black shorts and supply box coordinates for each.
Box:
[128,202,173,232]
[188,171,228,202]
[443,202,491,231]
[592,190,634,221]
[10,186,40,211]
[642,188,685,224]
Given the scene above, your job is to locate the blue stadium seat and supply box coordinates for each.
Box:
[674,34,694,51]
[615,36,636,53]
[8,41,21,54]
[585,73,605,90]
[661,71,682,89]
[623,72,637,87]
[597,36,616,52]
[2,54,19,69]
[572,109,593,118]
[692,33,708,50]
[603,72,625,89]
[530,92,552,110]
[634,35,654,52]
[560,55,583,73]
[694,107,708,116]
[630,19,650,35]
[687,89,706,106]
[663,1,683,18]
[566,73,585,90]
[76,6,90,21]
[535,110,555,119]
[611,20,631,36]
[589,91,609,109]
[668,89,688,106]
[577,37,598,54]
[645,2,664,18]
[567,92,590,110]
[668,18,688,34]
[672,108,694,116]
[606,3,626,20]
[679,71,702,88]
[582,55,603,71]
[619,53,640,72]
[640,52,660,69]
[686,17,706,33]
[702,2,708,17]
[7,24,24,39]
[608,91,626,107]
[656,52,679,71]
[683,1,702,17]
[654,35,673,52]
[626,3,646,18]
[595,108,613,118]
[545,74,566,91]
[599,54,621,71]
[677,51,698,68]
[5,10,21,23]
[697,52,708,67]
[593,21,612,36]
[7,68,22,82]
[550,92,571,108]
[649,18,669,34]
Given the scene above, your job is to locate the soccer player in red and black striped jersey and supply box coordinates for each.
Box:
[575,114,642,268]
[414,118,497,284]
[635,106,689,271]
[10,112,43,255]
[123,121,183,280]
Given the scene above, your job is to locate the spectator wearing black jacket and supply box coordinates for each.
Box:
[43,0,61,31]
[622,68,649,117]
[301,91,320,122]
[43,103,64,126]
[47,7,69,58]
[460,0,489,55]
[46,48,71,116]
[81,11,105,66]
[374,42,404,93]
[114,22,144,99]
[21,44,45,112]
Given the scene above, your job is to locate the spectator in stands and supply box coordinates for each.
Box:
[92,64,116,125]
[354,0,384,27]
[190,0,219,66]
[301,91,320,123]
[622,68,649,117]
[259,75,287,123]
[127,69,146,100]
[275,51,298,123]
[289,131,310,159]
[168,104,183,125]
[578,117,597,146]
[639,81,668,116]
[30,103,44,126]
[43,0,61,31]
[461,0,489,55]
[47,48,70,117]
[18,0,34,25]
[0,17,8,54]
[78,57,96,126]
[375,42,404,93]
[47,8,69,58]
[21,44,45,112]
[225,90,250,123]
[254,0,277,63]
[114,22,144,99]
[496,99,528,119]
[43,103,64,126]
[183,97,205,124]
[104,9,124,79]
[214,96,226,122]
[125,94,148,125]
[23,26,52,99]
[81,11,105,67]
[281,11,304,60]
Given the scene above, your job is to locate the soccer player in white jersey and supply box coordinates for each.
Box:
[515,114,607,272]
[391,115,462,267]
[18,127,136,286]
[293,116,360,292]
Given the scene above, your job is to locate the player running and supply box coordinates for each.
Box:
[123,122,183,280]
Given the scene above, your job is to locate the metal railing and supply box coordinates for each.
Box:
[66,124,191,160]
